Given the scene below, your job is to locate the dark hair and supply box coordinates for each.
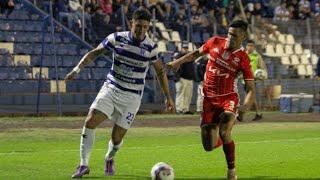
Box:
[229,20,248,32]
[247,39,255,44]
[132,7,151,22]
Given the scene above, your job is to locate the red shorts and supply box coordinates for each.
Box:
[201,93,239,126]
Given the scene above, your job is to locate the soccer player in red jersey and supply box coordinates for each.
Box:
[166,20,256,180]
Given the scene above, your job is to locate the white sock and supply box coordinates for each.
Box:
[105,140,123,160]
[80,127,95,166]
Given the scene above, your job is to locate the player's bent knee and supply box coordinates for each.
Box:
[219,130,231,139]
[84,109,106,129]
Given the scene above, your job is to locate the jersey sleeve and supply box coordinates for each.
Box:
[149,44,159,64]
[241,53,254,81]
[202,37,216,54]
[100,33,116,51]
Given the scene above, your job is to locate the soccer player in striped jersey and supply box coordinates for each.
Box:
[167,20,256,180]
[66,8,175,178]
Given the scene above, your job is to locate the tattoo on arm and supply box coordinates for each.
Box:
[77,44,106,68]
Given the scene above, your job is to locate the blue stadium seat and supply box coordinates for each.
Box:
[202,32,210,41]
[95,57,109,67]
[77,80,96,92]
[49,68,70,79]
[30,14,40,20]
[66,81,78,92]
[0,49,9,54]
[161,53,172,63]
[95,80,105,91]
[79,49,89,56]
[62,56,77,67]
[0,72,8,79]
[91,68,107,80]
[166,42,177,52]
[191,32,202,43]
[77,68,91,80]
[86,93,96,104]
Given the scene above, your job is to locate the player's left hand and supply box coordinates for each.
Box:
[165,98,175,113]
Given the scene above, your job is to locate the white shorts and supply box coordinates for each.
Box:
[90,82,142,129]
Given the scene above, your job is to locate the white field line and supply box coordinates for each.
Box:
[1,137,320,155]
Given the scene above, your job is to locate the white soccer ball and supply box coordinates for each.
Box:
[151,162,174,180]
[254,69,267,80]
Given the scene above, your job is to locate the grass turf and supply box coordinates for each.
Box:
[0,121,320,179]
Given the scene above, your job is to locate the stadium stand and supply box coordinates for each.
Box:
[0,0,319,114]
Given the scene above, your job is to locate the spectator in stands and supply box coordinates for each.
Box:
[110,4,131,30]
[252,2,264,17]
[299,0,312,19]
[190,5,202,33]
[99,0,113,15]
[274,1,290,22]
[92,7,117,43]
[215,7,230,35]
[197,6,210,34]
[205,0,219,23]
[172,5,187,40]
[0,0,14,15]
[148,1,166,22]
[162,1,176,28]
[311,1,320,15]
[240,39,268,121]
[287,0,300,19]
[174,42,194,114]
[54,0,68,18]
[69,0,81,12]
[85,0,98,14]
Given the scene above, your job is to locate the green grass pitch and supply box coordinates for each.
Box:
[0,116,320,179]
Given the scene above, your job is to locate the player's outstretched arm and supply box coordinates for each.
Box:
[153,60,175,113]
[65,44,107,81]
[166,46,205,71]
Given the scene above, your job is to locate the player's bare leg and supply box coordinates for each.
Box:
[105,124,128,176]
[201,124,223,151]
[72,109,107,178]
[219,112,237,180]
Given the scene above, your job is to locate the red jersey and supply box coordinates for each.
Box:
[202,36,254,97]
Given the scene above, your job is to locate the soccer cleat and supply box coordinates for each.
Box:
[227,168,237,180]
[105,158,115,176]
[71,165,90,178]
[252,114,262,121]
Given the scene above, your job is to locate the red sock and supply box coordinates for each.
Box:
[223,140,235,169]
[214,137,223,149]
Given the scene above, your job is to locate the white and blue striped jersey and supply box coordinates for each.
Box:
[101,31,159,96]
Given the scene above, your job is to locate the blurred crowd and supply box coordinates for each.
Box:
[35,0,320,44]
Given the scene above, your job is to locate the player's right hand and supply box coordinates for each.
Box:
[166,61,180,71]
[64,71,77,81]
